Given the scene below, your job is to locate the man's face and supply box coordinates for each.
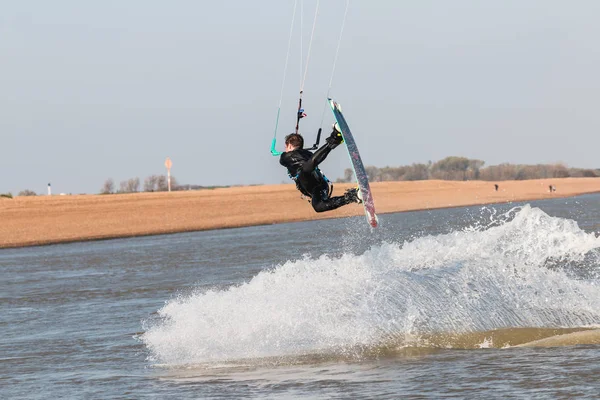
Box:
[285,142,297,152]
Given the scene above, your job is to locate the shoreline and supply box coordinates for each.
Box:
[1,178,599,249]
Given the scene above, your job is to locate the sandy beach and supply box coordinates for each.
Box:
[1,177,599,249]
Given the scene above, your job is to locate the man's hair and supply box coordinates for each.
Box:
[285,133,304,149]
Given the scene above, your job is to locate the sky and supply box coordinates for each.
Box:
[2,0,600,195]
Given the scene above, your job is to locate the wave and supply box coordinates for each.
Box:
[141,205,600,365]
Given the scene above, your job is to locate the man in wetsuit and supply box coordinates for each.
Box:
[280,125,361,213]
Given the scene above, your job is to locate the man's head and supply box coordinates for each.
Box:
[284,133,304,152]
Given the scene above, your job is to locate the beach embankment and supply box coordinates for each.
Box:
[1,178,599,248]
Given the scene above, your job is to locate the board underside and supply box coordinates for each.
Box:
[328,99,378,228]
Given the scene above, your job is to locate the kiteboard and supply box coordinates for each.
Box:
[328,98,379,228]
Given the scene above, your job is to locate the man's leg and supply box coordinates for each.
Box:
[311,188,360,213]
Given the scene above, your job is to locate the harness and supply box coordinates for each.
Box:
[289,167,333,200]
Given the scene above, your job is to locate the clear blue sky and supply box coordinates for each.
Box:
[2,0,599,195]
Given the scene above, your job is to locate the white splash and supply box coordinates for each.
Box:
[142,205,600,364]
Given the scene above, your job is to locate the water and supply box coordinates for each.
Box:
[2,194,600,399]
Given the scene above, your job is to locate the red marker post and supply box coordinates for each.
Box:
[165,157,172,192]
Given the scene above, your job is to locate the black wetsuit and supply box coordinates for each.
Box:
[280,140,353,213]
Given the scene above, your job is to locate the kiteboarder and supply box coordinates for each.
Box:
[280,124,361,212]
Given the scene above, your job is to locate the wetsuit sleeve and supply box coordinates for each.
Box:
[280,150,308,176]
[279,152,291,168]
[280,151,313,197]
[302,141,338,173]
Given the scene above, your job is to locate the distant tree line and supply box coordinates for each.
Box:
[5,156,598,198]
[1,190,36,198]
[336,156,600,183]
[100,175,181,194]
[99,175,230,194]
[4,178,232,198]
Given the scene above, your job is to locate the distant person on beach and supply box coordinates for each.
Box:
[494,184,499,191]
[280,125,361,212]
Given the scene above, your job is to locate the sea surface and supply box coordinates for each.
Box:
[2,194,600,399]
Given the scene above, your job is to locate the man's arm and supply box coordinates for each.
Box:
[281,149,310,177]
[280,151,313,197]
[279,151,292,168]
